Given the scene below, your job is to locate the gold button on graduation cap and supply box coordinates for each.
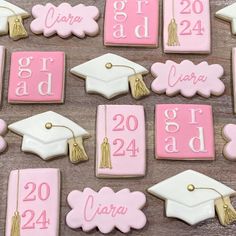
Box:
[0,0,29,40]
[148,170,236,226]
[70,53,150,100]
[8,111,90,164]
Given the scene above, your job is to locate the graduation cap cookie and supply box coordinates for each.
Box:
[8,111,90,164]
[216,2,236,35]
[148,170,236,226]
[70,53,150,100]
[0,0,30,40]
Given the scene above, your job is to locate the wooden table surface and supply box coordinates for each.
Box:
[0,0,236,235]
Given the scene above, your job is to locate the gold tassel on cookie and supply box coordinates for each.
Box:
[11,169,21,236]
[8,15,28,40]
[0,4,29,41]
[187,184,236,226]
[167,0,180,46]
[129,73,150,99]
[99,105,112,169]
[105,62,150,100]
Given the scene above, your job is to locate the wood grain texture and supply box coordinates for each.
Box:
[0,0,236,235]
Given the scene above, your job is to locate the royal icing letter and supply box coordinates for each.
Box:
[165,137,179,153]
[189,108,202,124]
[38,73,53,96]
[189,127,207,153]
[15,81,29,96]
[164,109,179,133]
[18,57,33,79]
[40,57,53,72]
[137,0,148,14]
[134,17,149,38]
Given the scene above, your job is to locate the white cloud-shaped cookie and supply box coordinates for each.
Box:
[151,60,225,98]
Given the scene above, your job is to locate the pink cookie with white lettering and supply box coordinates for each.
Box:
[30,3,100,38]
[151,60,225,98]
[6,169,61,236]
[8,51,65,104]
[104,0,159,47]
[0,46,5,105]
[96,105,146,178]
[223,124,236,161]
[155,104,215,160]
[66,187,146,234]
[163,0,211,53]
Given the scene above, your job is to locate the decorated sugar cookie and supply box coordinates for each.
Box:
[232,48,236,113]
[6,169,60,236]
[0,0,30,40]
[66,187,146,233]
[8,111,90,164]
[104,0,159,47]
[155,104,215,160]
[0,118,7,153]
[30,3,100,38]
[8,51,65,104]
[71,53,150,100]
[96,105,146,178]
[163,0,211,53]
[151,60,225,98]
[215,2,236,35]
[0,46,5,105]
[148,170,236,226]
[223,124,236,161]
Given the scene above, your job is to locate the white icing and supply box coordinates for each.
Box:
[8,111,90,160]
[70,53,148,99]
[188,127,207,153]
[148,170,236,225]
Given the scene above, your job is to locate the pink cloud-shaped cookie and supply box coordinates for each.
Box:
[223,124,236,161]
[151,60,225,98]
[30,3,100,38]
[66,187,146,234]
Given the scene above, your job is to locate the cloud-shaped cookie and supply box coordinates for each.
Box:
[223,124,236,161]
[151,60,225,98]
[30,3,100,38]
[66,187,146,234]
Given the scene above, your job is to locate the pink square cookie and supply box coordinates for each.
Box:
[104,0,159,47]
[163,0,211,53]
[155,104,215,160]
[96,105,146,177]
[8,51,65,103]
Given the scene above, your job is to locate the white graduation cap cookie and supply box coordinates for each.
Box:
[148,170,236,226]
[0,0,30,40]
[70,53,150,100]
[216,2,236,35]
[8,111,90,164]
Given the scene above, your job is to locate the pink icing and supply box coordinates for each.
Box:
[0,46,5,105]
[66,187,146,233]
[104,0,159,47]
[155,104,215,160]
[30,3,100,38]
[163,0,211,53]
[8,51,65,103]
[96,105,146,177]
[151,60,225,97]
[5,169,60,236]
[223,124,236,161]
[0,119,7,153]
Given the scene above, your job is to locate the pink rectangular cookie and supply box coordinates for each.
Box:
[0,46,5,105]
[104,0,159,47]
[232,48,236,113]
[5,169,60,236]
[163,0,211,53]
[155,104,215,160]
[8,51,65,103]
[96,105,146,177]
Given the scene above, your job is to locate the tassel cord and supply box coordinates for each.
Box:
[0,6,16,15]
[188,184,236,225]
